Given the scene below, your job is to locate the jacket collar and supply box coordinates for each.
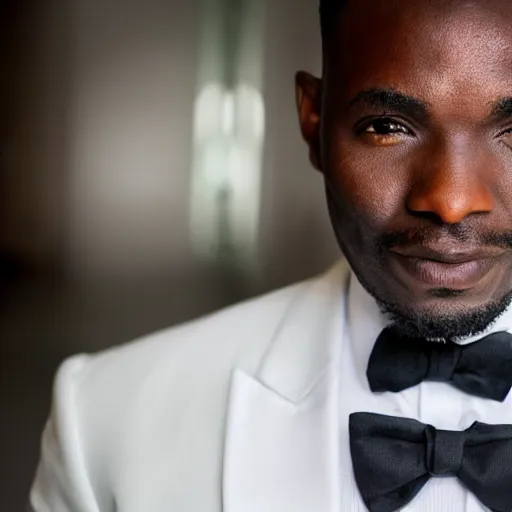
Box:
[255,259,350,403]
[222,260,350,512]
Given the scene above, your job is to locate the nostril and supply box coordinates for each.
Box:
[405,207,447,225]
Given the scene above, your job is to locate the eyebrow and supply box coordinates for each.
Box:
[348,88,430,121]
[490,97,512,121]
[350,91,512,123]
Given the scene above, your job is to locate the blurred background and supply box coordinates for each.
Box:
[0,0,338,509]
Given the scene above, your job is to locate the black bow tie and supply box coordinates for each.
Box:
[367,328,512,401]
[350,412,512,512]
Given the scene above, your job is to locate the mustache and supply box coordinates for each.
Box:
[379,225,512,251]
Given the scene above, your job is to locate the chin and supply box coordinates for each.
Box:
[401,281,505,312]
[375,287,512,341]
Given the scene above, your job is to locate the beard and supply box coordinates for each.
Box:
[371,225,512,340]
[325,182,512,341]
[371,288,512,341]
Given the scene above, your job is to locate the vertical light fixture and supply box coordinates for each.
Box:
[189,0,265,272]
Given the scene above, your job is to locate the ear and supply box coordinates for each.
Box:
[295,71,322,171]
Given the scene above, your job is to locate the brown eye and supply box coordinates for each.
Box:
[365,118,410,135]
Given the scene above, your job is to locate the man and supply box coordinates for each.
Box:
[30,0,512,510]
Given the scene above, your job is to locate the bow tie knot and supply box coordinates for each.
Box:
[425,426,465,477]
[425,343,461,382]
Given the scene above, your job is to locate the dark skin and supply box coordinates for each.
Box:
[297,0,512,337]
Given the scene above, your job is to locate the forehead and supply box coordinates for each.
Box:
[328,0,512,113]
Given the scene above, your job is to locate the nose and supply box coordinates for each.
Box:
[406,143,494,224]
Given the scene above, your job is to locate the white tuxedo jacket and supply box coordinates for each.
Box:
[30,261,350,512]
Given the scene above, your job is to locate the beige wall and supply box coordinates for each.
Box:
[65,0,199,277]
[63,0,337,283]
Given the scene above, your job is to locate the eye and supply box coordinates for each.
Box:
[356,117,413,147]
[364,118,411,136]
[499,127,512,148]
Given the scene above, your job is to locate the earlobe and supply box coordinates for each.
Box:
[295,71,322,171]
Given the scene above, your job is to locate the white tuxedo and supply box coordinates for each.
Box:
[30,261,349,512]
[31,259,512,511]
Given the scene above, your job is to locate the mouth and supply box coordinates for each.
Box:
[389,245,505,290]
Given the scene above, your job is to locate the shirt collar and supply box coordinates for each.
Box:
[347,272,387,388]
[347,271,512,384]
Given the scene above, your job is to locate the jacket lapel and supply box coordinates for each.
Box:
[223,261,349,512]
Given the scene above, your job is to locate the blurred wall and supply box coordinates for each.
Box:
[64,0,336,285]
[259,0,336,291]
[0,0,67,274]
[2,0,336,284]
[66,0,200,278]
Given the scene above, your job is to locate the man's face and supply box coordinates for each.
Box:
[297,0,512,338]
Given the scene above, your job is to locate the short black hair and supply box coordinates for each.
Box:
[319,0,347,38]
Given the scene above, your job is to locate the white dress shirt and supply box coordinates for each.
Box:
[339,272,512,512]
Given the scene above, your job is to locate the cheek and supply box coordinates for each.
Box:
[490,146,512,215]
[325,137,409,227]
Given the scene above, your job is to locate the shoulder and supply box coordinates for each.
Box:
[51,275,320,438]
[33,277,317,510]
[31,263,348,510]
[66,276,311,388]
[57,262,350,410]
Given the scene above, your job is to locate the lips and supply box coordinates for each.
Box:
[389,245,504,289]
[390,243,505,263]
